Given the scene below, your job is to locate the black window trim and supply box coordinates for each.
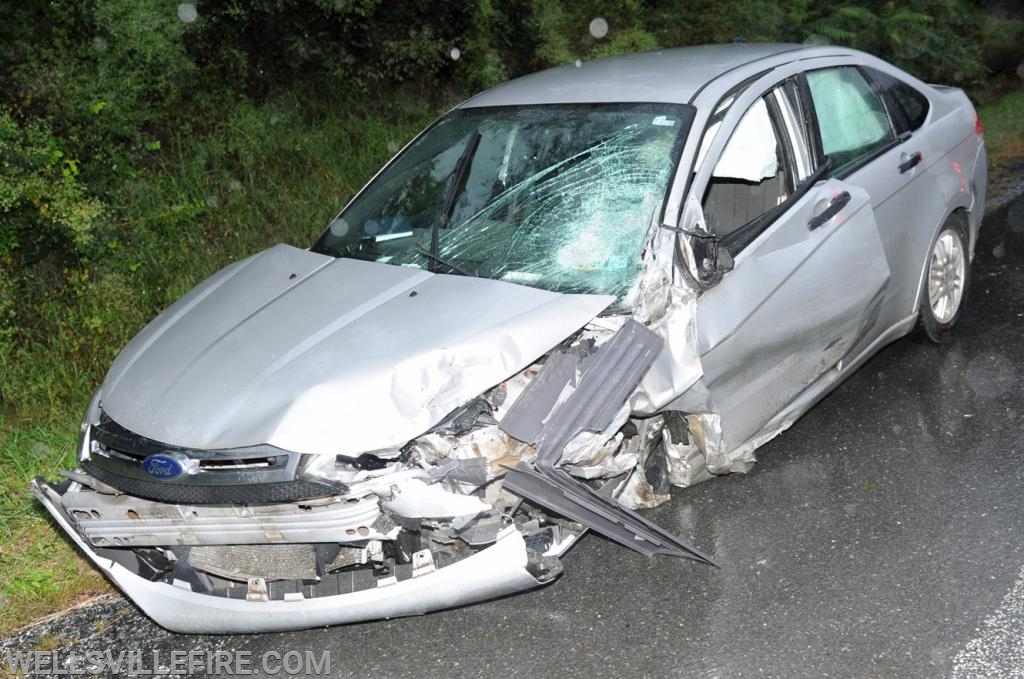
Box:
[764,87,796,194]
[796,72,826,169]
[777,77,816,181]
[862,66,931,134]
[861,66,911,135]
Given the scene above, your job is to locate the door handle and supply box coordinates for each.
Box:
[898,151,923,174]
[808,191,851,230]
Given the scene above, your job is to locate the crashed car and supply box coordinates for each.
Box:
[34,43,986,633]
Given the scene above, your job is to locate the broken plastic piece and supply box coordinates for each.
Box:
[502,320,714,564]
[411,549,437,577]
[503,465,712,562]
[246,577,269,602]
[499,351,576,444]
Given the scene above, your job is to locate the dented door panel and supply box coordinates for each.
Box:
[695,180,890,452]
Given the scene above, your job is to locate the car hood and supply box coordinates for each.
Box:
[100,244,613,454]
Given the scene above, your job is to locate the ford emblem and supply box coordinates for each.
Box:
[141,452,192,480]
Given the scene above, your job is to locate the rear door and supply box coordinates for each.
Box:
[692,75,891,453]
[844,66,946,328]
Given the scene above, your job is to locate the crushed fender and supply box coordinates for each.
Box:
[501,320,715,564]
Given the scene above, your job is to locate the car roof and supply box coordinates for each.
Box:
[460,43,856,108]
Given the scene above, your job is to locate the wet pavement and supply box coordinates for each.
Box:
[3,195,1023,678]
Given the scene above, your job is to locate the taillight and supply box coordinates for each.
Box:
[975,111,984,135]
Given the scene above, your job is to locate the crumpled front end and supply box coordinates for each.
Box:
[32,380,582,633]
[33,478,555,634]
[34,311,725,633]
[32,481,569,635]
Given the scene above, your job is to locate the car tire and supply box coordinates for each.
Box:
[914,213,970,344]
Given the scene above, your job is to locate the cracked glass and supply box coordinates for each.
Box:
[314,104,694,302]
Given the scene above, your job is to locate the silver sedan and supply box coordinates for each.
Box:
[34,43,986,632]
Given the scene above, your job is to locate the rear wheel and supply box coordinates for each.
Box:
[915,214,970,344]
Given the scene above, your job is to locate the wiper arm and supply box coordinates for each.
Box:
[429,129,481,273]
[414,244,474,277]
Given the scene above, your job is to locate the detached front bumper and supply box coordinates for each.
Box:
[32,478,550,634]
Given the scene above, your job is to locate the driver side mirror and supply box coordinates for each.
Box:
[690,231,734,288]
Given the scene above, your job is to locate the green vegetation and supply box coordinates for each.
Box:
[0,424,104,634]
[1,0,1021,635]
[981,90,1024,170]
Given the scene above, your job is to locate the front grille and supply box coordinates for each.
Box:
[83,461,341,504]
[85,415,345,504]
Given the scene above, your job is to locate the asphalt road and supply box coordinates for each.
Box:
[4,193,1023,678]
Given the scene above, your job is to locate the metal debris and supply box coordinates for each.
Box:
[502,320,714,563]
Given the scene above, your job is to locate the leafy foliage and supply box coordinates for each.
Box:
[0,111,105,261]
[0,0,1020,418]
[807,1,987,84]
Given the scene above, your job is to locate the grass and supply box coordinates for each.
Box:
[0,419,109,636]
[980,88,1024,170]
[1,84,1022,638]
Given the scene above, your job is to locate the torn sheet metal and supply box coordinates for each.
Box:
[631,194,706,413]
[686,412,732,474]
[613,417,673,509]
[379,478,490,519]
[501,320,713,563]
[412,426,532,484]
[663,422,714,488]
[563,431,638,479]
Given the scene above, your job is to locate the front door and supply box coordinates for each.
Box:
[692,79,891,452]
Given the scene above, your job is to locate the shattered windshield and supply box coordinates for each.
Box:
[313,104,693,301]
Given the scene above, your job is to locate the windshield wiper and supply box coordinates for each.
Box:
[414,244,474,277]
[429,129,481,273]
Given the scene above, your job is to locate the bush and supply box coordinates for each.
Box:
[0,110,105,263]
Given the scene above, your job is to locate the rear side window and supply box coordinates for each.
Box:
[892,83,929,129]
[805,67,895,176]
[866,67,931,131]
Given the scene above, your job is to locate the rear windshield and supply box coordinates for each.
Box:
[313,103,693,301]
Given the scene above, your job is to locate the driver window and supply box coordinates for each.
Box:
[702,95,789,239]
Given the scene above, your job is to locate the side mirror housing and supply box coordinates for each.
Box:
[690,233,734,288]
